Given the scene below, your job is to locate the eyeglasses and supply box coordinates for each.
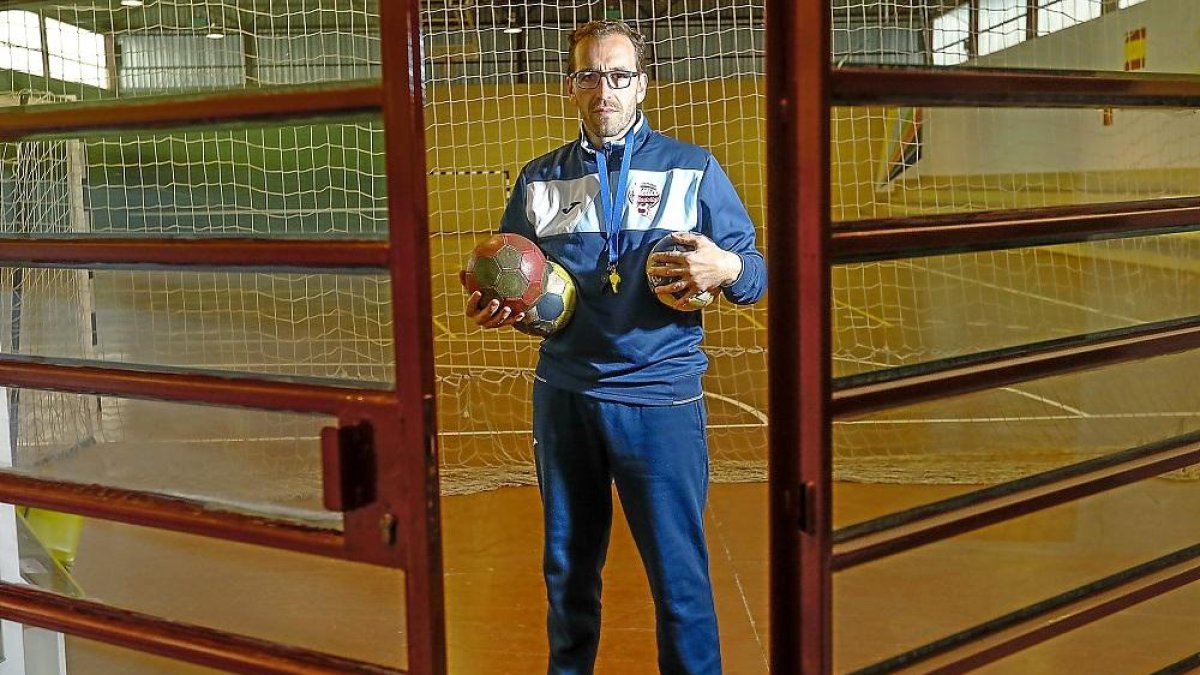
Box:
[568,69,640,90]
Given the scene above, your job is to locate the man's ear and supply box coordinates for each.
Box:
[636,72,648,104]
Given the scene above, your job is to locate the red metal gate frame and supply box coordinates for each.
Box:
[768,2,1200,673]
[767,1,832,673]
[0,1,445,673]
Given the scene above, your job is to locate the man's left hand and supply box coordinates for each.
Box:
[646,232,742,306]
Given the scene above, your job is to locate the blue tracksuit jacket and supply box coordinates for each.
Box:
[500,115,767,405]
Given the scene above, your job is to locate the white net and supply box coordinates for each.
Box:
[0,91,100,469]
[422,1,769,491]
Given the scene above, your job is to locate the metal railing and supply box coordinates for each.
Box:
[768,7,1200,674]
[0,1,444,673]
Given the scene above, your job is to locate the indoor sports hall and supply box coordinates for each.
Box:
[2,0,1200,673]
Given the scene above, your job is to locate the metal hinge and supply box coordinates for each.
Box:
[320,420,376,512]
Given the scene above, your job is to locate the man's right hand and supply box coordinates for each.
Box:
[465,291,526,329]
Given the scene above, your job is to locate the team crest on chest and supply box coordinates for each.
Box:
[628,181,662,217]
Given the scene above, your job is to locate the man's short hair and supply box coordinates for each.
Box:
[566,20,647,73]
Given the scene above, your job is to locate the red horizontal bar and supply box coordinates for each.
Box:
[833,197,1200,263]
[0,354,396,416]
[1154,652,1200,674]
[0,237,389,271]
[832,67,1200,108]
[0,582,402,675]
[0,84,382,141]
[832,433,1200,571]
[833,317,1200,419]
[0,473,350,560]
[887,548,1200,673]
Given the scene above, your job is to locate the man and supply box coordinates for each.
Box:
[464,20,766,675]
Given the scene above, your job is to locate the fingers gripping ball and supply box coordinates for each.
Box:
[463,234,547,314]
[515,261,577,337]
[645,234,713,312]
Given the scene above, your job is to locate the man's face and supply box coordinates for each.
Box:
[567,34,647,144]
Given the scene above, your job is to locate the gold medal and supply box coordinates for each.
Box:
[608,266,621,294]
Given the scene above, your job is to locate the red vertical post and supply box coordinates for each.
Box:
[767,0,832,674]
[377,1,446,674]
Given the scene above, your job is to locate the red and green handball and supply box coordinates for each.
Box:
[462,233,547,314]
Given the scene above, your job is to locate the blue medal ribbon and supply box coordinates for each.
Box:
[595,138,633,293]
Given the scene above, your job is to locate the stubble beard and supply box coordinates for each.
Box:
[587,103,635,143]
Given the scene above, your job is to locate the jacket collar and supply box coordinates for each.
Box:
[578,113,650,156]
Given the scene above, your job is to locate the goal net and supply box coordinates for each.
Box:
[0,91,100,471]
[421,1,769,491]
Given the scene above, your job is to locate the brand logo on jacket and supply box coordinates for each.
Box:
[629,182,661,217]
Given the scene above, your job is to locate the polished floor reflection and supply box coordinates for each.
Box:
[22,475,1200,673]
[441,479,1200,674]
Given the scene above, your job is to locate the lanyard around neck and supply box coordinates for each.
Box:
[595,139,633,272]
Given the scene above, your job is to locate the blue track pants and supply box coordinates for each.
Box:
[532,379,721,675]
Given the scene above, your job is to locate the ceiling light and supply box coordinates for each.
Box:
[119,0,144,6]
[205,29,225,39]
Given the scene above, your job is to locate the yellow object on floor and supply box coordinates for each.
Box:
[19,507,84,569]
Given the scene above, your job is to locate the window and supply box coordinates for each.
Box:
[45,17,107,89]
[0,10,108,88]
[932,4,970,65]
[1039,0,1102,36]
[979,0,1026,56]
[1118,0,1147,7]
[0,10,44,76]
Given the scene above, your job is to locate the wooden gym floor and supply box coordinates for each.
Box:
[40,475,1200,674]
